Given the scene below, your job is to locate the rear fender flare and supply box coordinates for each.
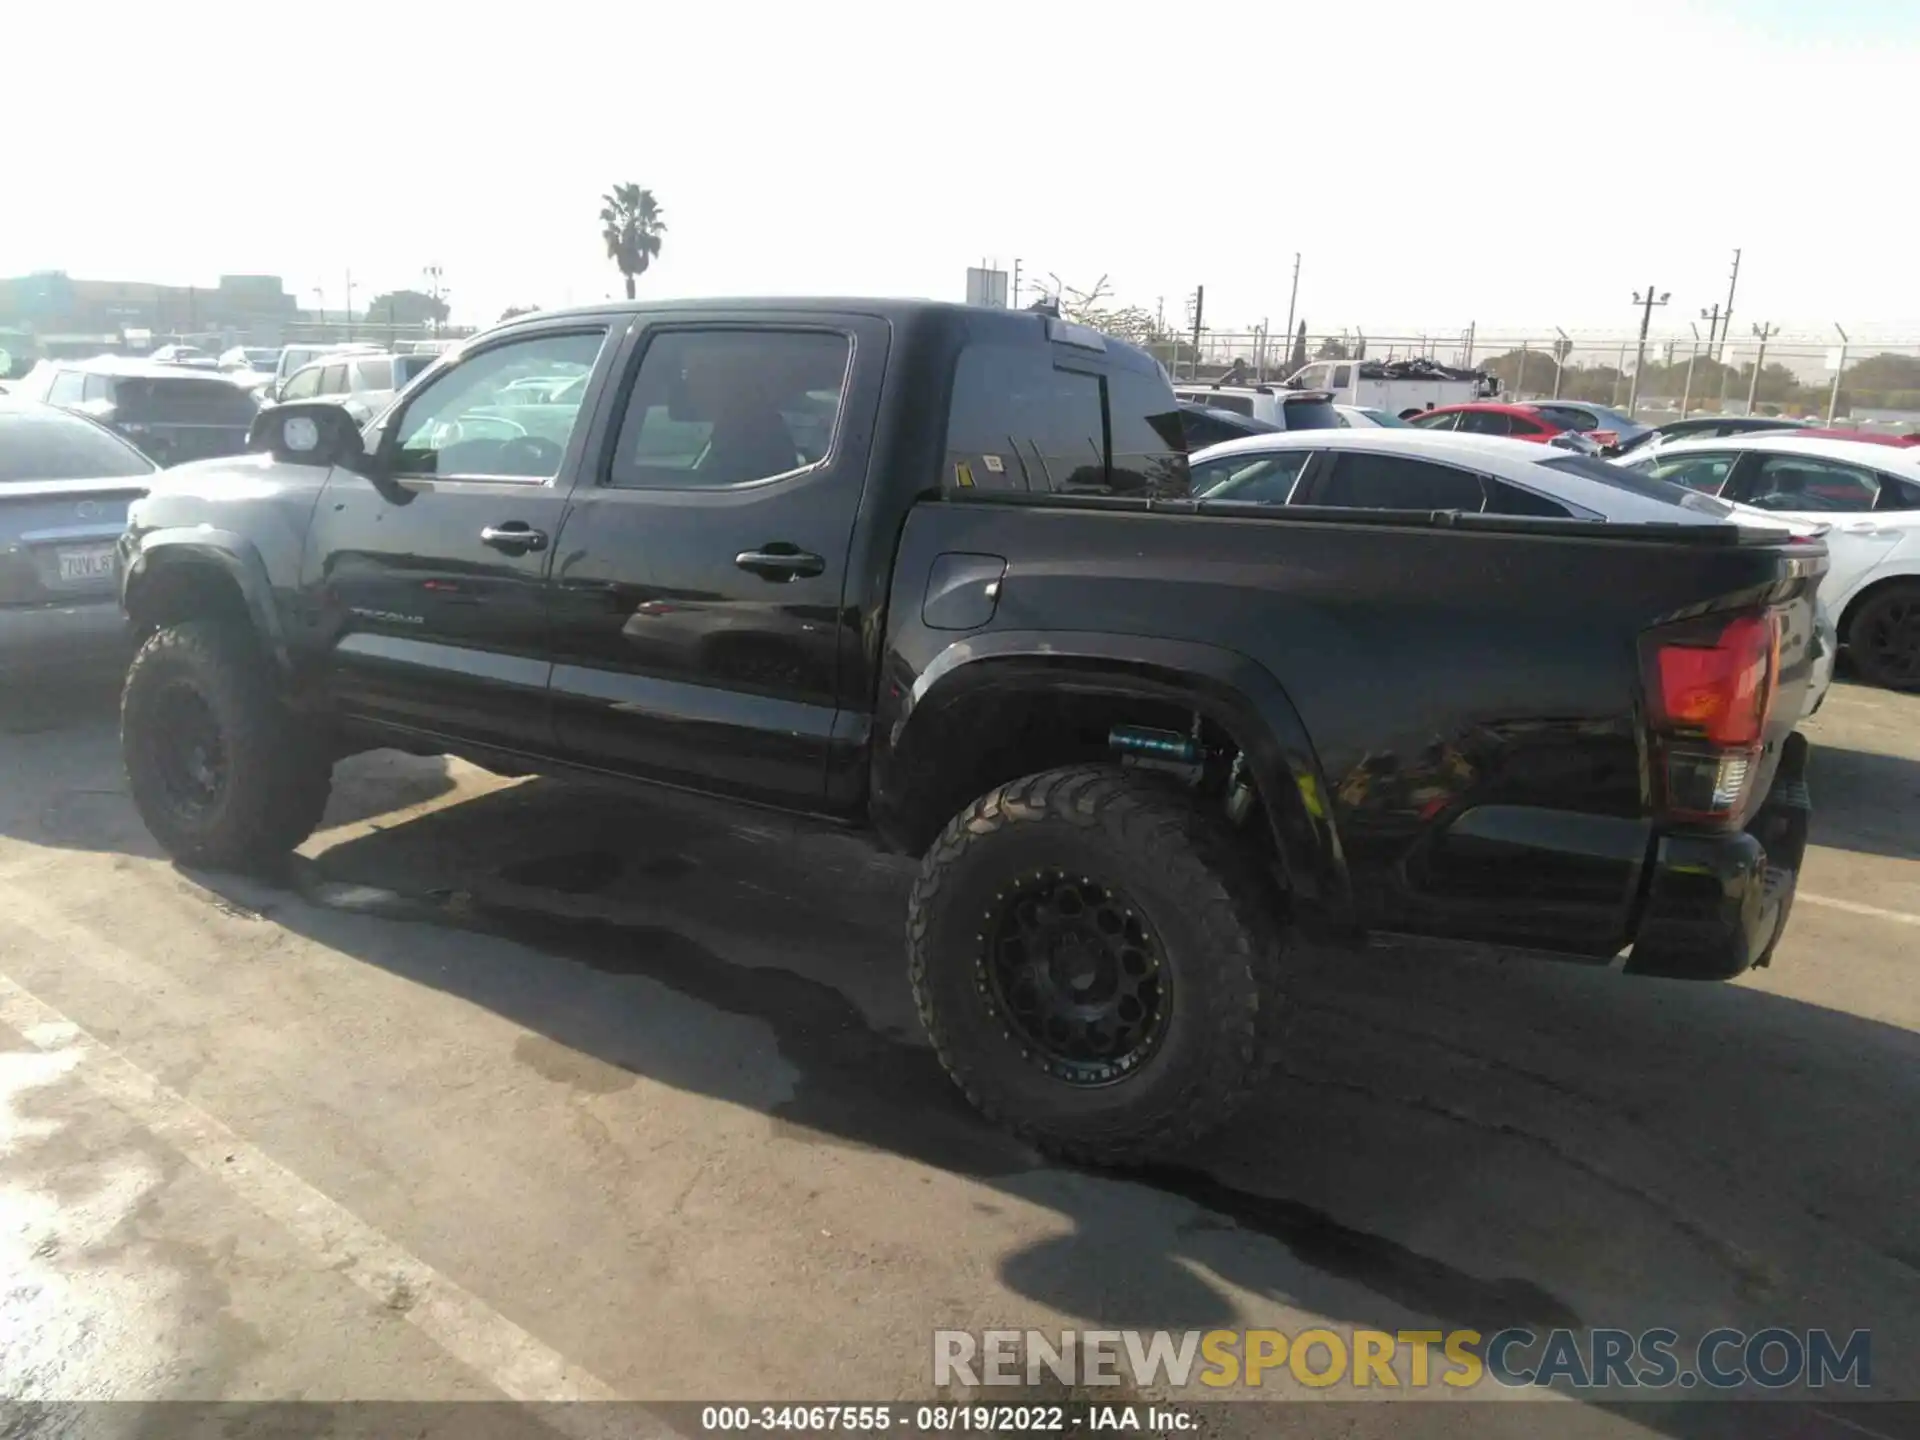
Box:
[122,528,291,676]
[879,630,1353,929]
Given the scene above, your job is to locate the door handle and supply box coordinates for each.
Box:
[481,523,548,553]
[735,546,824,580]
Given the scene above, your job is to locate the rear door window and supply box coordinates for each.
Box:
[1194,451,1311,504]
[320,364,350,395]
[47,371,85,405]
[1536,405,1599,431]
[1408,410,1459,431]
[607,328,847,489]
[1309,452,1487,511]
[1455,409,1512,436]
[1738,454,1880,513]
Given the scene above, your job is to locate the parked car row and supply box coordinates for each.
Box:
[8,339,451,471]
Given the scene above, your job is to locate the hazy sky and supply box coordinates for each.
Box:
[9,0,1918,346]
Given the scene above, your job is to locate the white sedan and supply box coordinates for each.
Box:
[1616,434,1920,689]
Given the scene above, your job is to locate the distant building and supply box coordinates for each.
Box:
[0,271,301,357]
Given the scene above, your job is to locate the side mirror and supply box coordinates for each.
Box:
[248,401,369,470]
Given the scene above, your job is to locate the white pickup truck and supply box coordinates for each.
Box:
[1283,358,1491,415]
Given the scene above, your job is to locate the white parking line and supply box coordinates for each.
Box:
[1797,892,1920,928]
[0,952,627,1407]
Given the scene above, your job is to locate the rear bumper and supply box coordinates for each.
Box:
[0,598,131,673]
[1625,731,1811,980]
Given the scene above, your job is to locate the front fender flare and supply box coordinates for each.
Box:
[878,629,1353,930]
[121,527,292,676]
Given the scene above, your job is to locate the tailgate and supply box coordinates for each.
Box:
[0,483,147,605]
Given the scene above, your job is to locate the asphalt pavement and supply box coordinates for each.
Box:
[0,672,1915,1439]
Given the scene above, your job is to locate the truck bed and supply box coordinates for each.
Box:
[878,491,1822,963]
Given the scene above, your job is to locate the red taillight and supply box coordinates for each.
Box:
[1653,612,1778,747]
[1642,610,1781,824]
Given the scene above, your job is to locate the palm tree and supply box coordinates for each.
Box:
[600,184,666,299]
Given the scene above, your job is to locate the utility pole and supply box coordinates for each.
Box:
[1827,322,1850,425]
[1699,302,1723,358]
[312,287,326,335]
[1681,323,1701,419]
[1746,321,1777,417]
[1627,285,1670,417]
[1011,259,1023,311]
[1552,326,1569,399]
[1281,254,1301,372]
[423,264,446,336]
[1719,248,1742,362]
[1187,286,1205,381]
[344,269,355,341]
[1255,317,1269,383]
[1463,320,1476,368]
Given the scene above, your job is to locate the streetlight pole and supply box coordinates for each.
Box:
[423,264,446,337]
[1552,327,1569,399]
[343,269,354,341]
[312,287,326,335]
[1282,253,1301,374]
[1628,285,1670,417]
[1746,321,1777,417]
[1827,322,1850,425]
[1681,322,1700,419]
[1719,248,1742,362]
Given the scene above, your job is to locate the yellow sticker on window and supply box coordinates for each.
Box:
[955,461,975,488]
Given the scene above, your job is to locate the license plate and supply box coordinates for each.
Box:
[58,546,118,582]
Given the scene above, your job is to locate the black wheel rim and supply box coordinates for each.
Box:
[1861,597,1920,684]
[146,682,228,818]
[978,869,1171,1086]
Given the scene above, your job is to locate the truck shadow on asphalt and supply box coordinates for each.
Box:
[171,772,1919,1427]
[1805,742,1920,860]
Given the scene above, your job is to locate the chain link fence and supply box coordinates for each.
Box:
[1163,327,1920,429]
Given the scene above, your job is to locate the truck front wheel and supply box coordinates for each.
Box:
[121,620,333,870]
[908,764,1284,1166]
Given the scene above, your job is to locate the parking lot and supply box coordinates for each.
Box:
[1,674,1915,1434]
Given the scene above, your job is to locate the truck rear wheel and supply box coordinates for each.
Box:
[908,764,1284,1166]
[121,620,333,870]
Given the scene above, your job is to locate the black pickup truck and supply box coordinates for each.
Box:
[116,299,1821,1164]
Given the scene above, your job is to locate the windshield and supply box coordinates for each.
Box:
[1539,454,1735,517]
[0,406,157,481]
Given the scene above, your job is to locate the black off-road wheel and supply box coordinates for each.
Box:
[907,764,1286,1166]
[1847,582,1920,691]
[121,620,333,870]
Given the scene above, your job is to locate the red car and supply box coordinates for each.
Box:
[1403,403,1604,452]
